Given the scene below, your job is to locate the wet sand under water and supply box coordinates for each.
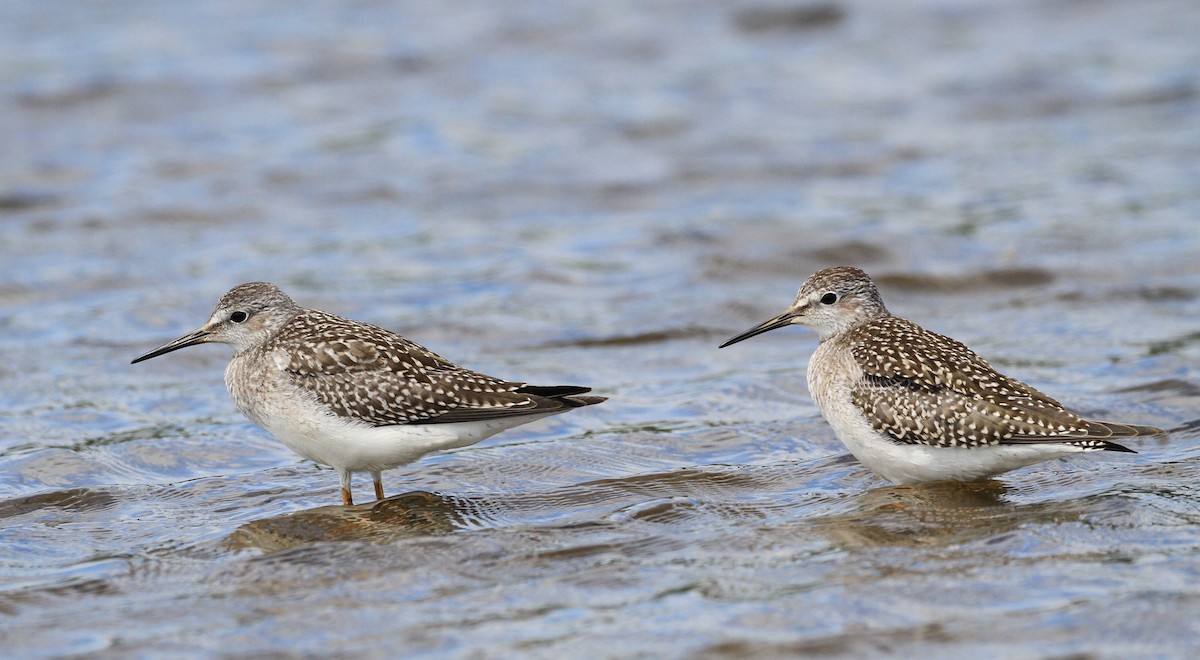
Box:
[2,0,1200,656]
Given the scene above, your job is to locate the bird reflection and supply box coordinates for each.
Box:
[811,480,1033,550]
[224,490,469,552]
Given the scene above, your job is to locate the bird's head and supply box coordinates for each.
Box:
[131,282,299,363]
[719,266,889,347]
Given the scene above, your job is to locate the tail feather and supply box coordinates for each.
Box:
[1088,420,1165,438]
[561,395,607,408]
[1121,423,1166,436]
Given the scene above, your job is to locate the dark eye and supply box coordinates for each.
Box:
[229,311,249,323]
[820,292,838,305]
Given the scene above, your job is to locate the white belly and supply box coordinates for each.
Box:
[256,406,554,474]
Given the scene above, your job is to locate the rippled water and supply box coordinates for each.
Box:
[3,0,1200,656]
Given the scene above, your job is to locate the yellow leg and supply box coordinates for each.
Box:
[341,487,353,506]
[373,474,385,501]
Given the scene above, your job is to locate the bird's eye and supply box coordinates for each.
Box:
[820,292,838,305]
[229,311,249,323]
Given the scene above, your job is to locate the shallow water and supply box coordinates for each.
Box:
[3,0,1200,656]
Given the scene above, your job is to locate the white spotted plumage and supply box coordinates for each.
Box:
[133,282,605,505]
[721,266,1164,484]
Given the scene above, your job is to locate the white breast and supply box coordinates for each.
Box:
[807,340,896,471]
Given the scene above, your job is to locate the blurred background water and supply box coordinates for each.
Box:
[2,0,1199,656]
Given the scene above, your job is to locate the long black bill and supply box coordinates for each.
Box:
[718,311,797,348]
[131,328,212,364]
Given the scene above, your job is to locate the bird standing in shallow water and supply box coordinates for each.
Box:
[133,282,605,505]
[720,266,1163,484]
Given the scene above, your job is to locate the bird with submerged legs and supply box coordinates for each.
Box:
[720,266,1163,484]
[133,283,605,505]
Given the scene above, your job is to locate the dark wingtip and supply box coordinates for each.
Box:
[515,385,606,408]
[1102,441,1137,453]
[515,384,592,398]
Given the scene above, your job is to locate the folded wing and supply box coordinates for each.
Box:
[846,317,1161,449]
[269,311,603,426]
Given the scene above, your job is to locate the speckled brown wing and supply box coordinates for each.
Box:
[845,316,1149,448]
[266,310,577,426]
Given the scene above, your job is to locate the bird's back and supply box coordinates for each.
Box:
[253,308,602,427]
[829,315,1160,449]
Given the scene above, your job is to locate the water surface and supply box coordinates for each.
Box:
[2,0,1200,656]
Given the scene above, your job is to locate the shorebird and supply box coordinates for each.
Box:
[719,266,1162,483]
[132,282,605,505]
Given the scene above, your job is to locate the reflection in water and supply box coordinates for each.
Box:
[0,487,120,518]
[224,457,849,554]
[225,491,467,552]
[811,481,1020,550]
